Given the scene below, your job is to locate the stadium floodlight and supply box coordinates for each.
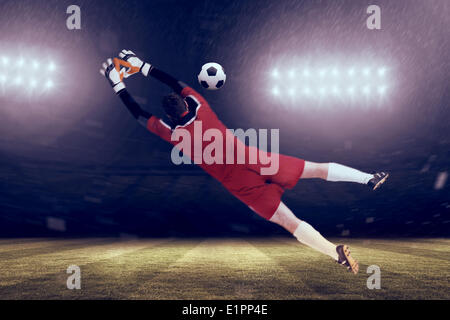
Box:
[288,69,295,79]
[0,51,59,97]
[331,68,339,77]
[377,86,387,95]
[319,69,326,78]
[347,68,355,77]
[14,77,23,85]
[272,87,280,96]
[319,87,326,95]
[271,69,279,78]
[363,85,370,95]
[302,87,311,95]
[347,86,355,95]
[362,68,371,77]
[45,79,54,88]
[377,67,386,77]
[331,86,340,95]
[269,62,391,105]
[17,59,25,68]
[48,62,56,72]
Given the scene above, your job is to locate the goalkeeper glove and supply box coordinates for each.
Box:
[118,49,151,77]
[100,58,126,93]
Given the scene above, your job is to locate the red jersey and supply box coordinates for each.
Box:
[145,86,305,220]
[146,86,265,181]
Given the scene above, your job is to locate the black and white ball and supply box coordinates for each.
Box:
[198,62,226,90]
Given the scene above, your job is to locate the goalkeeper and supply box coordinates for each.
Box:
[100,50,390,274]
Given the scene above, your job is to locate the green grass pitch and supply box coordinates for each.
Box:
[0,238,448,299]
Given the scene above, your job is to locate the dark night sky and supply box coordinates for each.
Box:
[0,0,449,237]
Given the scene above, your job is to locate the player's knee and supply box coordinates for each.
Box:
[322,162,332,179]
[312,162,329,179]
[304,161,329,179]
[269,203,301,234]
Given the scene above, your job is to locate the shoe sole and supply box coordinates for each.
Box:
[373,173,389,190]
[342,245,359,274]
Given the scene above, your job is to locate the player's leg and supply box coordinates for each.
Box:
[269,201,359,273]
[301,161,372,182]
[301,161,388,189]
[270,202,338,260]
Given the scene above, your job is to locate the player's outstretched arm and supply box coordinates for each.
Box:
[117,89,153,127]
[148,67,186,94]
[100,58,152,127]
[117,49,186,94]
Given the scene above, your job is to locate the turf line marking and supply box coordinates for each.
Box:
[130,238,318,299]
[0,238,171,288]
[244,238,324,299]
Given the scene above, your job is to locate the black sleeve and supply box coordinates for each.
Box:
[148,66,186,94]
[118,89,152,126]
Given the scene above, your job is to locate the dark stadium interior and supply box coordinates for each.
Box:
[0,0,449,237]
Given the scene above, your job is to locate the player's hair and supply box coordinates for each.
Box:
[161,93,187,119]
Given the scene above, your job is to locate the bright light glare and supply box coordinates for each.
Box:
[269,63,391,104]
[272,87,279,95]
[45,80,54,88]
[271,69,279,78]
[331,68,339,77]
[331,86,339,95]
[0,52,59,96]
[288,70,295,79]
[48,62,56,72]
[363,85,370,95]
[377,86,387,95]
[378,67,386,76]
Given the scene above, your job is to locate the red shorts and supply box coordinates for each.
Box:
[221,155,305,220]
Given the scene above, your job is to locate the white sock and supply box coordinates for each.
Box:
[294,221,338,261]
[327,162,373,184]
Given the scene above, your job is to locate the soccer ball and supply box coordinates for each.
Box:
[198,62,226,90]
